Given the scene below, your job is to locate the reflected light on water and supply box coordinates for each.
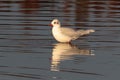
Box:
[51,43,95,71]
[0,0,120,80]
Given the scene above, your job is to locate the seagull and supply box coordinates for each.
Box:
[50,19,95,43]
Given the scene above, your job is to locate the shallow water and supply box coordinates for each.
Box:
[0,0,120,80]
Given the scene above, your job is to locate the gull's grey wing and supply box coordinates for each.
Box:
[61,27,95,40]
[60,27,80,39]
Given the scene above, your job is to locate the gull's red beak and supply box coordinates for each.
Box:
[49,24,53,27]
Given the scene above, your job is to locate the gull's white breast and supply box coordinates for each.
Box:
[52,27,72,42]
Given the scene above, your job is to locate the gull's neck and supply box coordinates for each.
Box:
[53,24,61,28]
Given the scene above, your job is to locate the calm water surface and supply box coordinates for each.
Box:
[0,0,120,80]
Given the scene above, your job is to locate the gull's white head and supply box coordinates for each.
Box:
[50,19,61,27]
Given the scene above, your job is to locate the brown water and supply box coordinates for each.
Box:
[0,0,120,80]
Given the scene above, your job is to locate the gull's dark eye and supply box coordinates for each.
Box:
[54,22,56,24]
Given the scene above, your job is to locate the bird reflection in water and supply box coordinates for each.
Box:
[51,43,95,71]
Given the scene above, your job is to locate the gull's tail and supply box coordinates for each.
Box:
[77,29,95,36]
